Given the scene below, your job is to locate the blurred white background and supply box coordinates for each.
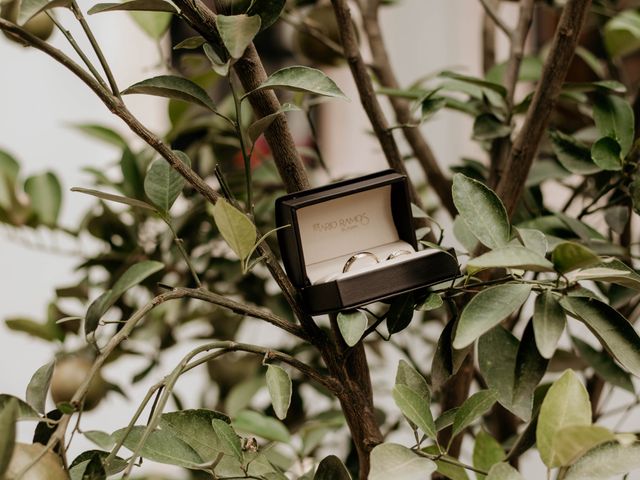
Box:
[1,0,638,478]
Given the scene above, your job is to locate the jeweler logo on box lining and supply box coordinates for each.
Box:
[313,213,370,233]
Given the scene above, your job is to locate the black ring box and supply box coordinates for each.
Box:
[275,170,460,315]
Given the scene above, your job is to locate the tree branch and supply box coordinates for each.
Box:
[495,0,592,217]
[478,0,512,39]
[358,0,456,216]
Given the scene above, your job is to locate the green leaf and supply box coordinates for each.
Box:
[564,442,640,480]
[453,284,532,350]
[336,310,367,347]
[604,10,640,58]
[591,258,640,290]
[369,443,437,480]
[266,365,291,420]
[486,463,523,480]
[143,151,190,212]
[83,430,115,450]
[592,93,635,157]
[512,321,548,421]
[0,395,40,421]
[395,360,430,400]
[551,242,600,273]
[439,71,507,97]
[5,317,62,342]
[452,173,510,250]
[25,361,54,414]
[17,0,70,25]
[419,96,446,123]
[250,66,348,100]
[209,199,257,262]
[314,455,351,480]
[473,114,511,141]
[416,293,443,311]
[129,9,172,38]
[561,297,640,377]
[233,410,290,443]
[71,124,127,148]
[24,172,62,226]
[88,0,176,14]
[112,426,203,468]
[386,294,416,335]
[536,370,591,467]
[548,130,601,174]
[122,75,217,112]
[246,0,285,31]
[453,215,479,252]
[203,43,231,76]
[479,327,518,412]
[422,446,470,480]
[211,418,243,462]
[392,385,437,440]
[0,398,18,477]
[533,292,566,359]
[450,390,497,440]
[473,431,504,480]
[247,103,300,143]
[515,228,548,257]
[173,36,206,50]
[591,136,622,171]
[572,336,634,393]
[467,246,554,274]
[553,425,615,466]
[216,14,261,59]
[85,260,164,335]
[70,187,155,211]
[159,409,230,462]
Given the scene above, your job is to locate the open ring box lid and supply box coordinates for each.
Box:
[275,170,460,315]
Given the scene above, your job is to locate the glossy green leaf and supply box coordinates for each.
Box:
[533,292,566,359]
[564,442,640,480]
[25,361,54,414]
[70,187,155,211]
[122,75,217,112]
[473,114,511,141]
[0,398,18,477]
[246,0,285,31]
[554,425,615,466]
[591,136,622,171]
[603,10,640,58]
[144,151,190,212]
[551,242,600,273]
[395,360,430,400]
[18,0,70,25]
[216,14,261,59]
[129,9,172,38]
[392,385,436,440]
[386,294,415,335]
[467,246,553,274]
[451,390,497,440]
[211,418,243,462]
[572,336,634,392]
[173,36,206,50]
[266,365,291,420]
[247,103,300,143]
[209,199,257,261]
[486,463,523,480]
[85,260,164,335]
[233,410,290,443]
[588,258,640,290]
[369,443,436,480]
[0,395,39,421]
[434,408,458,432]
[416,293,443,311]
[250,66,348,100]
[112,425,203,468]
[453,284,532,349]
[512,321,548,420]
[202,43,231,76]
[88,0,176,14]
[561,297,640,377]
[24,171,62,226]
[548,130,601,174]
[536,370,591,467]
[592,93,635,157]
[159,409,230,462]
[473,431,504,480]
[452,173,510,250]
[314,455,351,480]
[336,310,367,347]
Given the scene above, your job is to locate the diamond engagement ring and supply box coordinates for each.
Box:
[342,252,380,273]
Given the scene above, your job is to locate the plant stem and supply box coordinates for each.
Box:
[162,215,202,287]
[478,0,512,39]
[69,0,121,98]
[229,75,254,216]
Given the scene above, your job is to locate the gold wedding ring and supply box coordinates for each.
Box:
[386,250,412,260]
[342,251,380,273]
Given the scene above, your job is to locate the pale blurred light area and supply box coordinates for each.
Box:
[0,1,637,479]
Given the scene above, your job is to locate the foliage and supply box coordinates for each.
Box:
[0,0,640,479]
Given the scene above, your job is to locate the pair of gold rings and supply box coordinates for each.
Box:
[342,250,412,273]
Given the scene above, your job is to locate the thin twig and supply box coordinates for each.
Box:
[478,0,512,39]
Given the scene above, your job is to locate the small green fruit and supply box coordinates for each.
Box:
[51,356,107,411]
